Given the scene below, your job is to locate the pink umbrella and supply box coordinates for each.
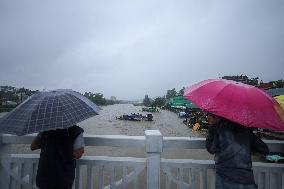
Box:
[183,79,284,131]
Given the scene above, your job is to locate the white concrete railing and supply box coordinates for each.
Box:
[0,130,284,189]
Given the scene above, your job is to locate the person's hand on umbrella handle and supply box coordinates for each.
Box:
[73,147,84,159]
[30,136,41,151]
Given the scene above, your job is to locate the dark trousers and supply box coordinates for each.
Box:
[216,174,257,189]
[39,185,72,189]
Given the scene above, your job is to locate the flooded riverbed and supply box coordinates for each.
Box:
[81,104,203,137]
[4,104,212,159]
[80,104,211,159]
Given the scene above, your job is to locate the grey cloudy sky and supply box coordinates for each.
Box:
[0,0,283,100]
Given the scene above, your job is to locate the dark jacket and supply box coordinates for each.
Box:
[36,125,84,188]
[206,120,269,185]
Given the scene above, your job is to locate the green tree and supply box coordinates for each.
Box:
[166,88,177,99]
[178,87,185,96]
[222,75,259,86]
[273,79,284,88]
[84,92,107,105]
[143,95,152,107]
[152,96,166,107]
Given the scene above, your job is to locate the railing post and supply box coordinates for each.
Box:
[145,130,163,189]
[0,134,11,189]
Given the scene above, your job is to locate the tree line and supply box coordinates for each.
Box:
[142,76,284,107]
[0,87,118,112]
[83,92,117,106]
[142,87,184,107]
[1,76,283,110]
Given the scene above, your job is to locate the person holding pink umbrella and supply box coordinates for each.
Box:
[183,79,284,189]
[206,112,268,189]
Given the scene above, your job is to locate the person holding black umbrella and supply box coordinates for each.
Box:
[31,125,85,189]
[0,89,100,189]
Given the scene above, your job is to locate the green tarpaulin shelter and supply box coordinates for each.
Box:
[168,96,198,109]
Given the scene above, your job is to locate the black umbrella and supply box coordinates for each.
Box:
[0,89,100,136]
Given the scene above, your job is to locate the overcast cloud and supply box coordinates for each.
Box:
[0,0,283,100]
